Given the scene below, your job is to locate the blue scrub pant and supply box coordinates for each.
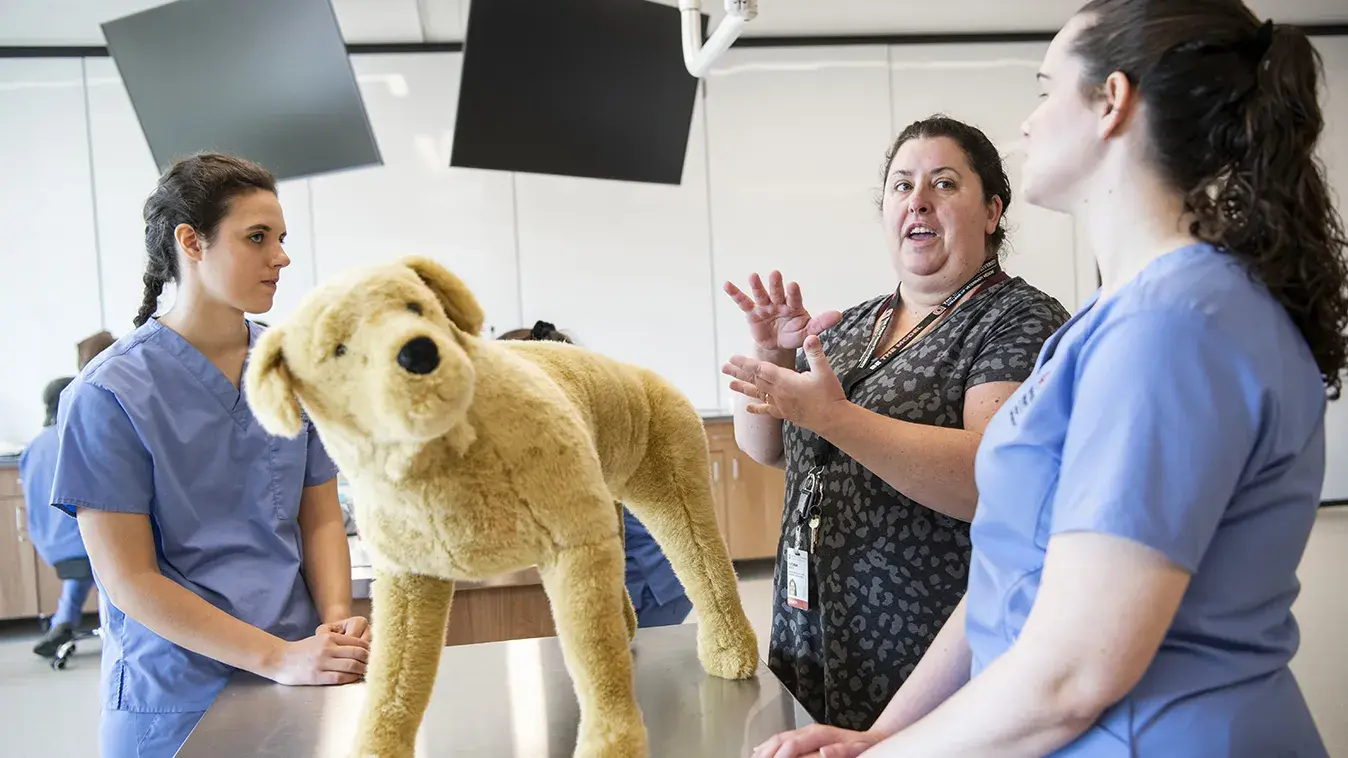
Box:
[52,577,94,628]
[100,709,206,758]
[632,585,693,627]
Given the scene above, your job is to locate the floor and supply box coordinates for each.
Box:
[1,511,1343,757]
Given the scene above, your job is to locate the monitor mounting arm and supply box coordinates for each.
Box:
[680,0,758,78]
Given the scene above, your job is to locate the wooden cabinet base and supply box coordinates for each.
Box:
[352,582,555,648]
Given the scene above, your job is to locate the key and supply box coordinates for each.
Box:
[809,514,821,553]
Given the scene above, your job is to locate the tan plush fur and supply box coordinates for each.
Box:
[244,256,759,758]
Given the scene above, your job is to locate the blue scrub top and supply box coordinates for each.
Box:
[969,243,1328,756]
[20,426,86,566]
[50,319,339,714]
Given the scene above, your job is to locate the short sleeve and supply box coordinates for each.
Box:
[303,424,339,488]
[50,382,154,518]
[967,292,1066,389]
[1050,311,1261,573]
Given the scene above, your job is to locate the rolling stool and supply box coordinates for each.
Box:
[37,557,101,671]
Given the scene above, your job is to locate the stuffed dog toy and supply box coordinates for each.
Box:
[244,256,759,758]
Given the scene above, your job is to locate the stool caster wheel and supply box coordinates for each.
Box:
[51,641,77,670]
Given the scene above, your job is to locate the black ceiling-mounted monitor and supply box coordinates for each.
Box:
[102,0,381,181]
[451,0,706,186]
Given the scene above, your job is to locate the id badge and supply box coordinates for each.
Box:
[786,546,810,610]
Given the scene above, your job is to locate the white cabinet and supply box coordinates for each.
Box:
[703,46,897,410]
[0,59,101,445]
[513,97,719,411]
[308,53,520,337]
[886,42,1081,312]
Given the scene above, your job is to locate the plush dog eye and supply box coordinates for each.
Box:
[407,302,423,316]
[334,344,347,357]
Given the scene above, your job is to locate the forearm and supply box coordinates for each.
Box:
[105,570,283,676]
[731,347,795,469]
[814,402,981,521]
[868,644,1098,758]
[303,515,354,624]
[872,600,972,736]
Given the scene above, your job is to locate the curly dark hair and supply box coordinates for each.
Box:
[879,115,1013,258]
[1074,0,1348,398]
[135,153,277,327]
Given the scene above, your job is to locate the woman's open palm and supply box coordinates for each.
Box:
[724,271,842,352]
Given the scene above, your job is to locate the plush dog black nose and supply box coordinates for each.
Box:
[397,337,439,375]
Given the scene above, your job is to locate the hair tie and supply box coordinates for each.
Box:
[530,320,557,341]
[1237,20,1275,67]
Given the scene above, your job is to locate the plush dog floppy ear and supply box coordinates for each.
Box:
[245,327,304,438]
[401,256,484,337]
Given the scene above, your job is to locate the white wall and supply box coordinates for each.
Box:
[1315,37,1348,502]
[1,38,1345,501]
[0,59,101,444]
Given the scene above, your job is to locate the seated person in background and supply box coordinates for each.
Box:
[499,321,694,627]
[77,330,116,371]
[22,376,94,657]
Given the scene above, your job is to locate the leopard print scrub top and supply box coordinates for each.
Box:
[769,276,1070,730]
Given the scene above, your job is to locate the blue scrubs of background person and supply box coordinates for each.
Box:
[21,376,95,656]
[623,509,693,627]
[53,320,342,755]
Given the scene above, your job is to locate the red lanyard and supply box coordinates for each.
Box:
[839,258,1005,397]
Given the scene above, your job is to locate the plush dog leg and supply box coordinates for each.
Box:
[615,502,638,642]
[540,539,647,758]
[623,395,758,680]
[352,569,455,758]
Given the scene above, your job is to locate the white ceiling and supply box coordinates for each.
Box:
[1,0,1344,47]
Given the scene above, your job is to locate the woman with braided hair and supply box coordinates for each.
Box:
[48,153,368,758]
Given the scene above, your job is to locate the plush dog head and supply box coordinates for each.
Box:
[245,256,483,445]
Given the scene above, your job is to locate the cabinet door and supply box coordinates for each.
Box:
[727,453,788,561]
[0,497,40,621]
[708,450,731,550]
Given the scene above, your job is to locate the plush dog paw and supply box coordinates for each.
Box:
[697,623,759,680]
[573,715,648,758]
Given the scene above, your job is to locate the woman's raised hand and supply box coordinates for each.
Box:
[724,271,842,355]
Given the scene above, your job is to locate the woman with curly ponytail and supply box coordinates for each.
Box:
[48,153,368,758]
[757,3,1341,757]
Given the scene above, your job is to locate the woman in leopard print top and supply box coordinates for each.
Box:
[723,115,1069,730]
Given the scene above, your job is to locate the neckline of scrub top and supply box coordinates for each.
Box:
[144,319,262,429]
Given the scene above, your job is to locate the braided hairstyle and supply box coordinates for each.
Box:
[135,153,278,327]
[1074,0,1348,398]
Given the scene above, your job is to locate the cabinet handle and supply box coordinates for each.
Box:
[731,459,739,480]
[14,505,25,543]
[712,461,719,482]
